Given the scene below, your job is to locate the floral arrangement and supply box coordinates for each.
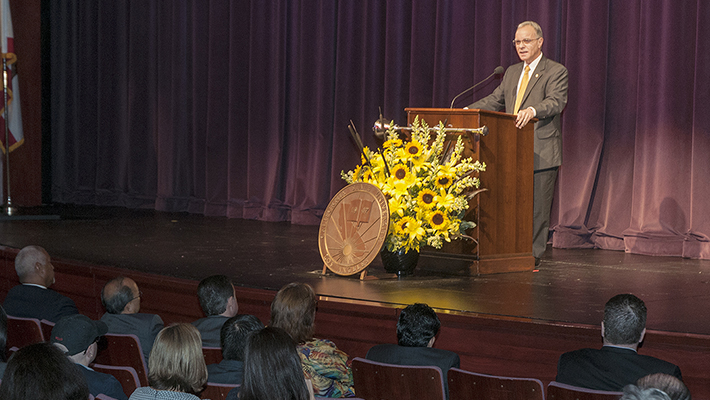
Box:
[341,117,486,253]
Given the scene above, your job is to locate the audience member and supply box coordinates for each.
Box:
[0,341,90,400]
[366,303,460,398]
[51,313,128,400]
[2,245,79,322]
[192,275,239,347]
[0,305,7,378]
[227,326,314,400]
[621,385,672,400]
[637,373,691,400]
[270,282,354,398]
[556,294,682,391]
[129,323,208,400]
[101,276,164,364]
[207,314,264,385]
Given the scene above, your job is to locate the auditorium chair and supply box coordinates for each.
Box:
[447,368,545,400]
[199,383,239,399]
[547,381,623,400]
[202,346,223,365]
[91,363,142,396]
[40,319,55,342]
[351,357,446,400]
[6,316,44,353]
[93,333,149,387]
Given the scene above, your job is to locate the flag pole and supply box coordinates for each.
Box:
[2,55,14,215]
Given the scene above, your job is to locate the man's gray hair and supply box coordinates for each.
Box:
[15,246,48,281]
[518,21,543,38]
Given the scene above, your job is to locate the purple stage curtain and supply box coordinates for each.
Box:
[49,1,710,259]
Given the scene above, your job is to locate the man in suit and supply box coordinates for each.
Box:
[366,303,460,399]
[51,314,128,400]
[468,21,568,264]
[192,274,239,347]
[207,314,264,385]
[3,245,79,322]
[556,294,682,391]
[100,276,164,365]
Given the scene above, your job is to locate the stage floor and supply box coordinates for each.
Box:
[2,204,710,335]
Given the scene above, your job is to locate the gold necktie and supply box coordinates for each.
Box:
[513,65,530,114]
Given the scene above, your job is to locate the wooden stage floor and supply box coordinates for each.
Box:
[2,204,710,336]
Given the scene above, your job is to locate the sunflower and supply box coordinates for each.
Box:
[428,210,449,231]
[403,140,424,159]
[417,188,437,210]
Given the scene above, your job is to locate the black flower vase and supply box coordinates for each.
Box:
[380,247,419,277]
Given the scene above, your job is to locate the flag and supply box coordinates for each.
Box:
[0,0,23,154]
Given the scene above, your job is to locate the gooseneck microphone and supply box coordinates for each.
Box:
[449,66,505,109]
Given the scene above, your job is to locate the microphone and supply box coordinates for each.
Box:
[449,66,504,109]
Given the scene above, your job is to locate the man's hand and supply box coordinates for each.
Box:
[515,107,535,129]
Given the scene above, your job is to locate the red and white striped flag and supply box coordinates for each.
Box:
[0,0,23,154]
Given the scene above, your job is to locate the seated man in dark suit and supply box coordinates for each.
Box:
[3,245,79,322]
[100,276,164,365]
[207,314,264,385]
[366,303,460,398]
[51,313,128,400]
[192,275,239,347]
[556,294,682,391]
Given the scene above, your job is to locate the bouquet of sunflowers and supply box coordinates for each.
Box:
[341,117,486,253]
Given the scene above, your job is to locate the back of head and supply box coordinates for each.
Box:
[220,314,265,361]
[148,323,208,394]
[101,276,136,314]
[622,385,672,400]
[604,294,647,345]
[0,306,7,362]
[14,245,48,282]
[197,275,235,316]
[0,342,90,400]
[637,373,691,400]
[269,282,317,343]
[397,303,441,347]
[240,326,311,400]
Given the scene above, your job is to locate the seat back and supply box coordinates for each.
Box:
[202,346,223,365]
[547,381,622,400]
[352,357,446,400]
[6,316,44,353]
[40,319,55,342]
[93,333,149,387]
[91,363,141,397]
[199,383,239,400]
[447,368,545,400]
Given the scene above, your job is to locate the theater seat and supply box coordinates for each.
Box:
[202,346,223,365]
[547,381,623,400]
[199,383,239,400]
[6,316,44,353]
[93,333,149,387]
[447,368,544,400]
[352,357,446,400]
[91,363,141,397]
[40,319,55,342]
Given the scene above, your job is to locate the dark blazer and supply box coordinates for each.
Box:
[207,359,244,385]
[77,363,128,400]
[366,344,460,399]
[3,284,79,323]
[469,55,568,170]
[100,312,164,364]
[192,315,230,348]
[555,346,683,391]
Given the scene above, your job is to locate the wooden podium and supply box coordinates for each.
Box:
[406,108,535,274]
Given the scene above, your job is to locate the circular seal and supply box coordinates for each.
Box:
[319,182,389,276]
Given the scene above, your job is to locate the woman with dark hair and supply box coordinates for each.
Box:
[0,305,7,378]
[129,323,208,399]
[270,282,354,397]
[0,341,90,400]
[228,326,314,400]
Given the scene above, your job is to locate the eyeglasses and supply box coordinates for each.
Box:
[132,290,143,301]
[512,38,540,46]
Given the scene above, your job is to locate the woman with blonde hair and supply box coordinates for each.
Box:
[270,282,354,397]
[129,323,208,399]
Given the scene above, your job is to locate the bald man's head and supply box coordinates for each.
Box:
[15,245,55,288]
[101,277,141,314]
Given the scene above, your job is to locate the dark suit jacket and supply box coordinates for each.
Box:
[100,312,164,364]
[366,344,460,399]
[192,315,230,348]
[207,359,244,385]
[555,346,683,391]
[469,55,568,170]
[77,363,128,400]
[2,284,79,323]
